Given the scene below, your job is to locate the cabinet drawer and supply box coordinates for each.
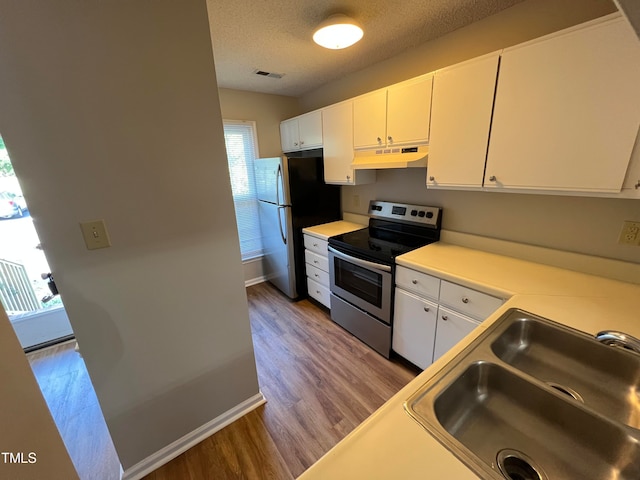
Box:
[395,266,440,300]
[439,281,503,320]
[306,263,329,287]
[307,277,330,308]
[303,234,328,256]
[305,250,329,272]
[392,289,438,370]
[433,306,480,362]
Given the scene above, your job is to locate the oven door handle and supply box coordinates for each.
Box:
[328,246,392,273]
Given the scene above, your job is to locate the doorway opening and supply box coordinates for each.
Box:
[0,134,74,351]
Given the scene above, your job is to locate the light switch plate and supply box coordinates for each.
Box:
[79,220,111,250]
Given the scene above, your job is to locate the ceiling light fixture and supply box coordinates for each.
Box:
[313,14,363,50]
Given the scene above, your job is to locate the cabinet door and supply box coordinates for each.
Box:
[386,74,433,147]
[353,90,387,149]
[433,306,479,362]
[323,101,356,184]
[392,289,437,369]
[427,53,499,189]
[280,118,300,152]
[298,111,323,149]
[486,17,640,193]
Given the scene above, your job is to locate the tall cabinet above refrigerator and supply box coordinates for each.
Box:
[254,148,341,299]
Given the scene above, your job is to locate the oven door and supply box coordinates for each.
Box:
[328,246,393,324]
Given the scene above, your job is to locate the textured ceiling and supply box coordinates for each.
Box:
[206,0,525,97]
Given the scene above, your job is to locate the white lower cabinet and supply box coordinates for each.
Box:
[432,306,480,362]
[307,277,331,307]
[392,289,437,369]
[393,265,504,368]
[303,233,331,308]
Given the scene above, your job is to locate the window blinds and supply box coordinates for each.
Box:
[223,121,263,260]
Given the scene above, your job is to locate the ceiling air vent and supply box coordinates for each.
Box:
[253,69,285,79]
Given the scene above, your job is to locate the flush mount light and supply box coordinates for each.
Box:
[313,14,363,50]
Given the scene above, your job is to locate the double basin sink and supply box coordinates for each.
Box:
[405,308,640,480]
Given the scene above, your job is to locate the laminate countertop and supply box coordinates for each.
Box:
[302,221,366,241]
[298,242,640,480]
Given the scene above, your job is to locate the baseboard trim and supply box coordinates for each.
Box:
[121,392,266,480]
[245,276,267,287]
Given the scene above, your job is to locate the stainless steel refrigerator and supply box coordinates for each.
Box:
[254,149,340,299]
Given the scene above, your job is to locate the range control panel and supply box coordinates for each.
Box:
[368,201,441,227]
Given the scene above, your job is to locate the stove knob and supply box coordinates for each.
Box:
[426,211,434,219]
[418,211,426,218]
[410,210,418,216]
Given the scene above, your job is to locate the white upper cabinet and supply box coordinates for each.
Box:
[353,74,433,150]
[485,16,640,193]
[280,110,323,152]
[322,100,376,185]
[353,89,387,149]
[427,52,500,189]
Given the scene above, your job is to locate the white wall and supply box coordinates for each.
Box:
[0,305,79,480]
[299,0,640,265]
[0,0,260,472]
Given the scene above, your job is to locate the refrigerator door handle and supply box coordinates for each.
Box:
[276,164,282,206]
[277,206,287,245]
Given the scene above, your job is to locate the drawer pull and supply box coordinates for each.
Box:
[462,297,469,304]
[423,306,430,312]
[412,279,418,284]
[313,243,319,247]
[314,260,319,264]
[316,290,321,294]
[314,274,319,277]
[441,315,448,321]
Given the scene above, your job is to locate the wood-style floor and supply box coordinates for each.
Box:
[29,282,418,479]
[27,340,121,480]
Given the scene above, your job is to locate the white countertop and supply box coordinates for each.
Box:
[302,220,366,240]
[298,242,640,480]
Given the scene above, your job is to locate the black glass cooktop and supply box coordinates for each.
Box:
[329,219,440,264]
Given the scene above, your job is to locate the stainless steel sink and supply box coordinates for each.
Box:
[491,315,640,429]
[405,308,640,480]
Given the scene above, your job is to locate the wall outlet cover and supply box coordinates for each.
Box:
[618,220,640,246]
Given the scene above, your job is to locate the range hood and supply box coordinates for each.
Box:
[351,145,428,170]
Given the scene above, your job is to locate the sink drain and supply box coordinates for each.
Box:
[497,449,548,480]
[546,382,584,403]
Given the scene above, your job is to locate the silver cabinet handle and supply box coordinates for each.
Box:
[423,306,430,312]
[489,175,497,182]
[441,315,449,321]
[300,140,305,145]
[387,135,393,143]
[462,297,469,304]
[412,279,418,284]
[313,260,319,264]
[429,176,435,181]
[377,137,382,144]
[635,181,640,190]
[346,175,351,181]
[294,142,299,146]
[313,243,319,247]
[314,274,319,277]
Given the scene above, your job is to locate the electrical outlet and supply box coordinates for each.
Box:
[618,220,640,246]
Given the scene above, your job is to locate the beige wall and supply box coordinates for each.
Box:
[0,0,259,472]
[218,89,301,283]
[218,88,300,158]
[0,306,79,480]
[298,0,640,265]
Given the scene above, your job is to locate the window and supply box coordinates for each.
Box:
[223,120,263,260]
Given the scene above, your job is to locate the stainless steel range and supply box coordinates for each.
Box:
[328,201,442,358]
